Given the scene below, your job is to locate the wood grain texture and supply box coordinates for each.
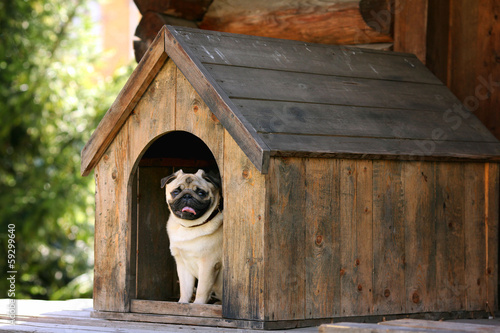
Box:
[199,0,393,45]
[130,299,222,317]
[222,131,266,321]
[236,99,496,143]
[463,163,486,311]
[403,161,437,313]
[304,158,340,319]
[259,134,500,162]
[176,27,437,84]
[393,0,428,63]
[93,126,131,312]
[372,160,405,315]
[133,0,212,19]
[206,64,453,112]
[436,162,466,311]
[265,157,307,321]
[340,160,373,316]
[426,1,500,141]
[175,66,225,170]
[486,163,499,312]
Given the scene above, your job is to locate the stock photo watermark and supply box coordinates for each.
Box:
[411,73,499,159]
[6,223,16,324]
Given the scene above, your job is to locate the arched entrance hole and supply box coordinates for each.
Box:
[129,131,220,302]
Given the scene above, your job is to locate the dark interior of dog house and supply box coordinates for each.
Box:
[129,131,219,302]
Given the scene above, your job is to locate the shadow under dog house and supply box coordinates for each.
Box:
[81,26,500,330]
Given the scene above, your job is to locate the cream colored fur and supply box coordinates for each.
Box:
[165,170,223,304]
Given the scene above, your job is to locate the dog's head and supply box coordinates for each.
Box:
[161,169,221,221]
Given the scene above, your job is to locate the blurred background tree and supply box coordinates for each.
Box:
[0,0,133,299]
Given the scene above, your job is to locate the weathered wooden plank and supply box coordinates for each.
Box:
[463,163,487,311]
[427,1,500,141]
[130,299,222,317]
[136,167,177,300]
[165,26,271,173]
[340,160,374,316]
[199,0,393,45]
[403,161,437,313]
[304,158,340,318]
[382,319,500,332]
[133,0,212,19]
[236,99,496,143]
[205,64,455,112]
[320,321,453,333]
[91,310,240,329]
[93,127,131,312]
[259,134,500,162]
[222,131,266,321]
[175,27,439,84]
[129,171,138,299]
[81,27,168,177]
[372,160,405,315]
[486,163,499,312]
[134,12,197,62]
[175,65,224,171]
[393,0,428,63]
[474,0,500,141]
[94,57,178,312]
[436,162,466,311]
[265,157,306,321]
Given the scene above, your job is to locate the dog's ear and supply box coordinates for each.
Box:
[200,169,221,189]
[161,170,182,188]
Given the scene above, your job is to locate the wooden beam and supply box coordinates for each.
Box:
[134,11,197,62]
[199,0,393,45]
[393,0,428,63]
[133,0,212,20]
[426,0,500,140]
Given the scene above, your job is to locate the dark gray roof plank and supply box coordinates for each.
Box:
[206,64,458,111]
[236,100,497,143]
[261,134,500,162]
[173,26,442,85]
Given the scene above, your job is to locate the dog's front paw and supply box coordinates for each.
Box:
[178,297,191,303]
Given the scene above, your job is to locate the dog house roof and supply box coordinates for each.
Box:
[81,25,500,175]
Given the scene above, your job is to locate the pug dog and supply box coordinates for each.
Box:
[161,169,223,304]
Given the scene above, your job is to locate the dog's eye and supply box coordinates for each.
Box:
[171,188,181,196]
[197,189,206,197]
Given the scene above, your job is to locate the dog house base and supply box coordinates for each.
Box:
[90,306,494,330]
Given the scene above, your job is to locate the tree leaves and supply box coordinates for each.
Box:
[0,0,133,299]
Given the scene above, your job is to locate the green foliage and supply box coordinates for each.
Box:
[0,0,134,299]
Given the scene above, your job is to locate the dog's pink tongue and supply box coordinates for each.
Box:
[182,207,196,215]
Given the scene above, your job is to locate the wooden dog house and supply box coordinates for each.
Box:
[81,26,500,329]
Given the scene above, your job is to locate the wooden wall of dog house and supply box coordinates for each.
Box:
[94,58,227,310]
[94,137,128,312]
[486,163,499,312]
[339,159,373,317]
[222,131,267,321]
[175,63,225,170]
[262,158,497,322]
[403,162,437,313]
[93,59,175,311]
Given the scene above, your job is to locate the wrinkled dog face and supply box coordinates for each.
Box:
[161,169,220,220]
